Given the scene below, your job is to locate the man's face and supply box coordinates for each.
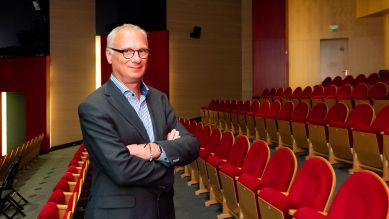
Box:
[106,29,149,84]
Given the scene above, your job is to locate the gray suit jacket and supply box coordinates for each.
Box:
[78,80,199,219]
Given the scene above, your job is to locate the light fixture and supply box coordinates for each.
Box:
[32,0,41,11]
[329,25,339,32]
[95,36,101,88]
[2,92,7,156]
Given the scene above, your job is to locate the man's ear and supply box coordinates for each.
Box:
[106,48,112,64]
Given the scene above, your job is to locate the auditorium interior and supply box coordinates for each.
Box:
[1,0,389,218]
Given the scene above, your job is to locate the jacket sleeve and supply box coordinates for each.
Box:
[154,93,200,166]
[78,101,169,186]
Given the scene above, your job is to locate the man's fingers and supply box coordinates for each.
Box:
[167,129,180,140]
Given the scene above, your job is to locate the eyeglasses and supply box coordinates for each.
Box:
[109,47,150,59]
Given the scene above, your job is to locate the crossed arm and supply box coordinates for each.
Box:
[126,129,181,161]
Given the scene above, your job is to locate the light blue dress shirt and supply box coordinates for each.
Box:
[110,74,170,165]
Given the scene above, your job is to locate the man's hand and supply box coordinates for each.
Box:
[126,143,161,160]
[167,129,181,140]
[126,129,180,160]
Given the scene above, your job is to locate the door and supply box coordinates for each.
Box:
[320,38,349,80]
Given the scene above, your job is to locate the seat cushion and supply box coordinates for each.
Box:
[237,173,263,192]
[207,155,224,168]
[259,187,298,215]
[220,163,241,178]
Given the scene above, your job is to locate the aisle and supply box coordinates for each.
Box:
[173,170,226,219]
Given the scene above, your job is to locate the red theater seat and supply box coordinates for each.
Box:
[237,147,297,219]
[258,156,335,219]
[294,171,389,219]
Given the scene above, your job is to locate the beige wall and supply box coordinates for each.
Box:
[50,0,96,146]
[167,0,242,119]
[288,0,385,88]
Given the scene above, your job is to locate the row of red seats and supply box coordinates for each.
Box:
[179,119,389,219]
[37,144,89,219]
[321,71,389,87]
[255,100,389,181]
[258,82,388,110]
[201,97,389,181]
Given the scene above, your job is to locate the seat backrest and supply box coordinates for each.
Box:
[266,101,281,119]
[208,99,216,109]
[199,125,211,147]
[368,82,387,99]
[48,189,66,204]
[214,131,234,160]
[260,147,297,191]
[291,102,309,123]
[274,87,284,99]
[352,83,368,99]
[336,84,353,99]
[346,103,374,129]
[327,171,389,219]
[53,178,71,192]
[255,101,270,117]
[37,202,60,219]
[325,102,348,126]
[260,88,269,98]
[226,135,249,167]
[379,69,389,83]
[331,76,343,86]
[204,128,222,153]
[323,85,337,98]
[241,140,270,177]
[188,120,198,134]
[322,76,332,87]
[370,105,389,133]
[194,123,204,142]
[291,87,303,98]
[301,86,313,98]
[229,100,237,112]
[354,74,367,86]
[223,100,231,111]
[241,100,251,113]
[277,101,294,120]
[268,88,277,99]
[341,75,354,86]
[217,100,225,111]
[367,72,380,85]
[247,99,260,115]
[3,155,21,190]
[288,156,335,211]
[235,100,244,113]
[283,87,293,98]
[307,102,328,125]
[311,85,324,98]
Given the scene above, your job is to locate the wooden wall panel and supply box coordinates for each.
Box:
[288,0,384,88]
[167,0,242,119]
[50,0,95,147]
[252,0,287,96]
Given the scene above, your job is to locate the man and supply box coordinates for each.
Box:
[78,24,199,219]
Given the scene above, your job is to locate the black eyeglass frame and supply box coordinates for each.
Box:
[108,47,151,59]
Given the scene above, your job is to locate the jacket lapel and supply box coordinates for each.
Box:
[146,89,164,141]
[104,80,150,141]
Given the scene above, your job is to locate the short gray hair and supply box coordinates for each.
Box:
[106,24,147,47]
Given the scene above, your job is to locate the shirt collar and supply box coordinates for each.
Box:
[110,74,149,96]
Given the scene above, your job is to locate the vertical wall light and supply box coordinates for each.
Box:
[95,36,101,89]
[1,92,7,156]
